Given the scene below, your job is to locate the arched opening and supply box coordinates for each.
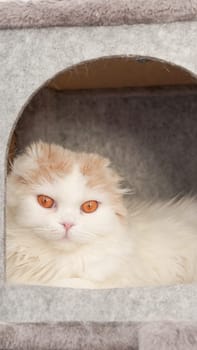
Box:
[8,56,197,200]
[6,55,197,289]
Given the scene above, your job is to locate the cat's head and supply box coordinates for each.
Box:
[7,142,128,251]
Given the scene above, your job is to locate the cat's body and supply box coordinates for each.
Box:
[6,142,197,288]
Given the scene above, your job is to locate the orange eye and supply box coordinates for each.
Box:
[37,195,55,209]
[81,200,99,214]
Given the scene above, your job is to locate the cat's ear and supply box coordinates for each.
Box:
[9,142,47,180]
[9,142,74,184]
[98,156,111,168]
[80,153,111,176]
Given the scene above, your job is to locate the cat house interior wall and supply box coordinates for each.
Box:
[48,57,197,90]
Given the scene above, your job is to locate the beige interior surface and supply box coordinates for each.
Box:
[48,57,197,90]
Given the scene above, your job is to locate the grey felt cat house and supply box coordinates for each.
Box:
[1,1,197,349]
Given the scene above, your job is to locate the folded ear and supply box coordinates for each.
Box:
[6,143,41,207]
[79,152,111,176]
[10,142,42,179]
[10,141,74,184]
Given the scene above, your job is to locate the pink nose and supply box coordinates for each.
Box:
[62,222,74,231]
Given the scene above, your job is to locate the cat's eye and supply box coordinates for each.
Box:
[81,200,99,214]
[37,195,55,209]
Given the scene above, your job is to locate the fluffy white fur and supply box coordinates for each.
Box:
[6,142,197,288]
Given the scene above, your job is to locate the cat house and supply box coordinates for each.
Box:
[1,1,197,348]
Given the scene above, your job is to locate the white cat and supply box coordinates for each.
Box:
[6,142,197,288]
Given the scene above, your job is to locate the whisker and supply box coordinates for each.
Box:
[7,227,56,232]
[75,229,104,238]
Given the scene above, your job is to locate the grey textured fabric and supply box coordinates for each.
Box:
[139,322,197,350]
[0,0,197,29]
[0,321,197,349]
[16,87,197,200]
[0,322,138,350]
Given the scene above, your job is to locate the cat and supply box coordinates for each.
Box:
[6,141,197,288]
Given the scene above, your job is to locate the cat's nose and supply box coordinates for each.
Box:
[62,222,74,231]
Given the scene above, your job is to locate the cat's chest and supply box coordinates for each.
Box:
[58,244,124,282]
